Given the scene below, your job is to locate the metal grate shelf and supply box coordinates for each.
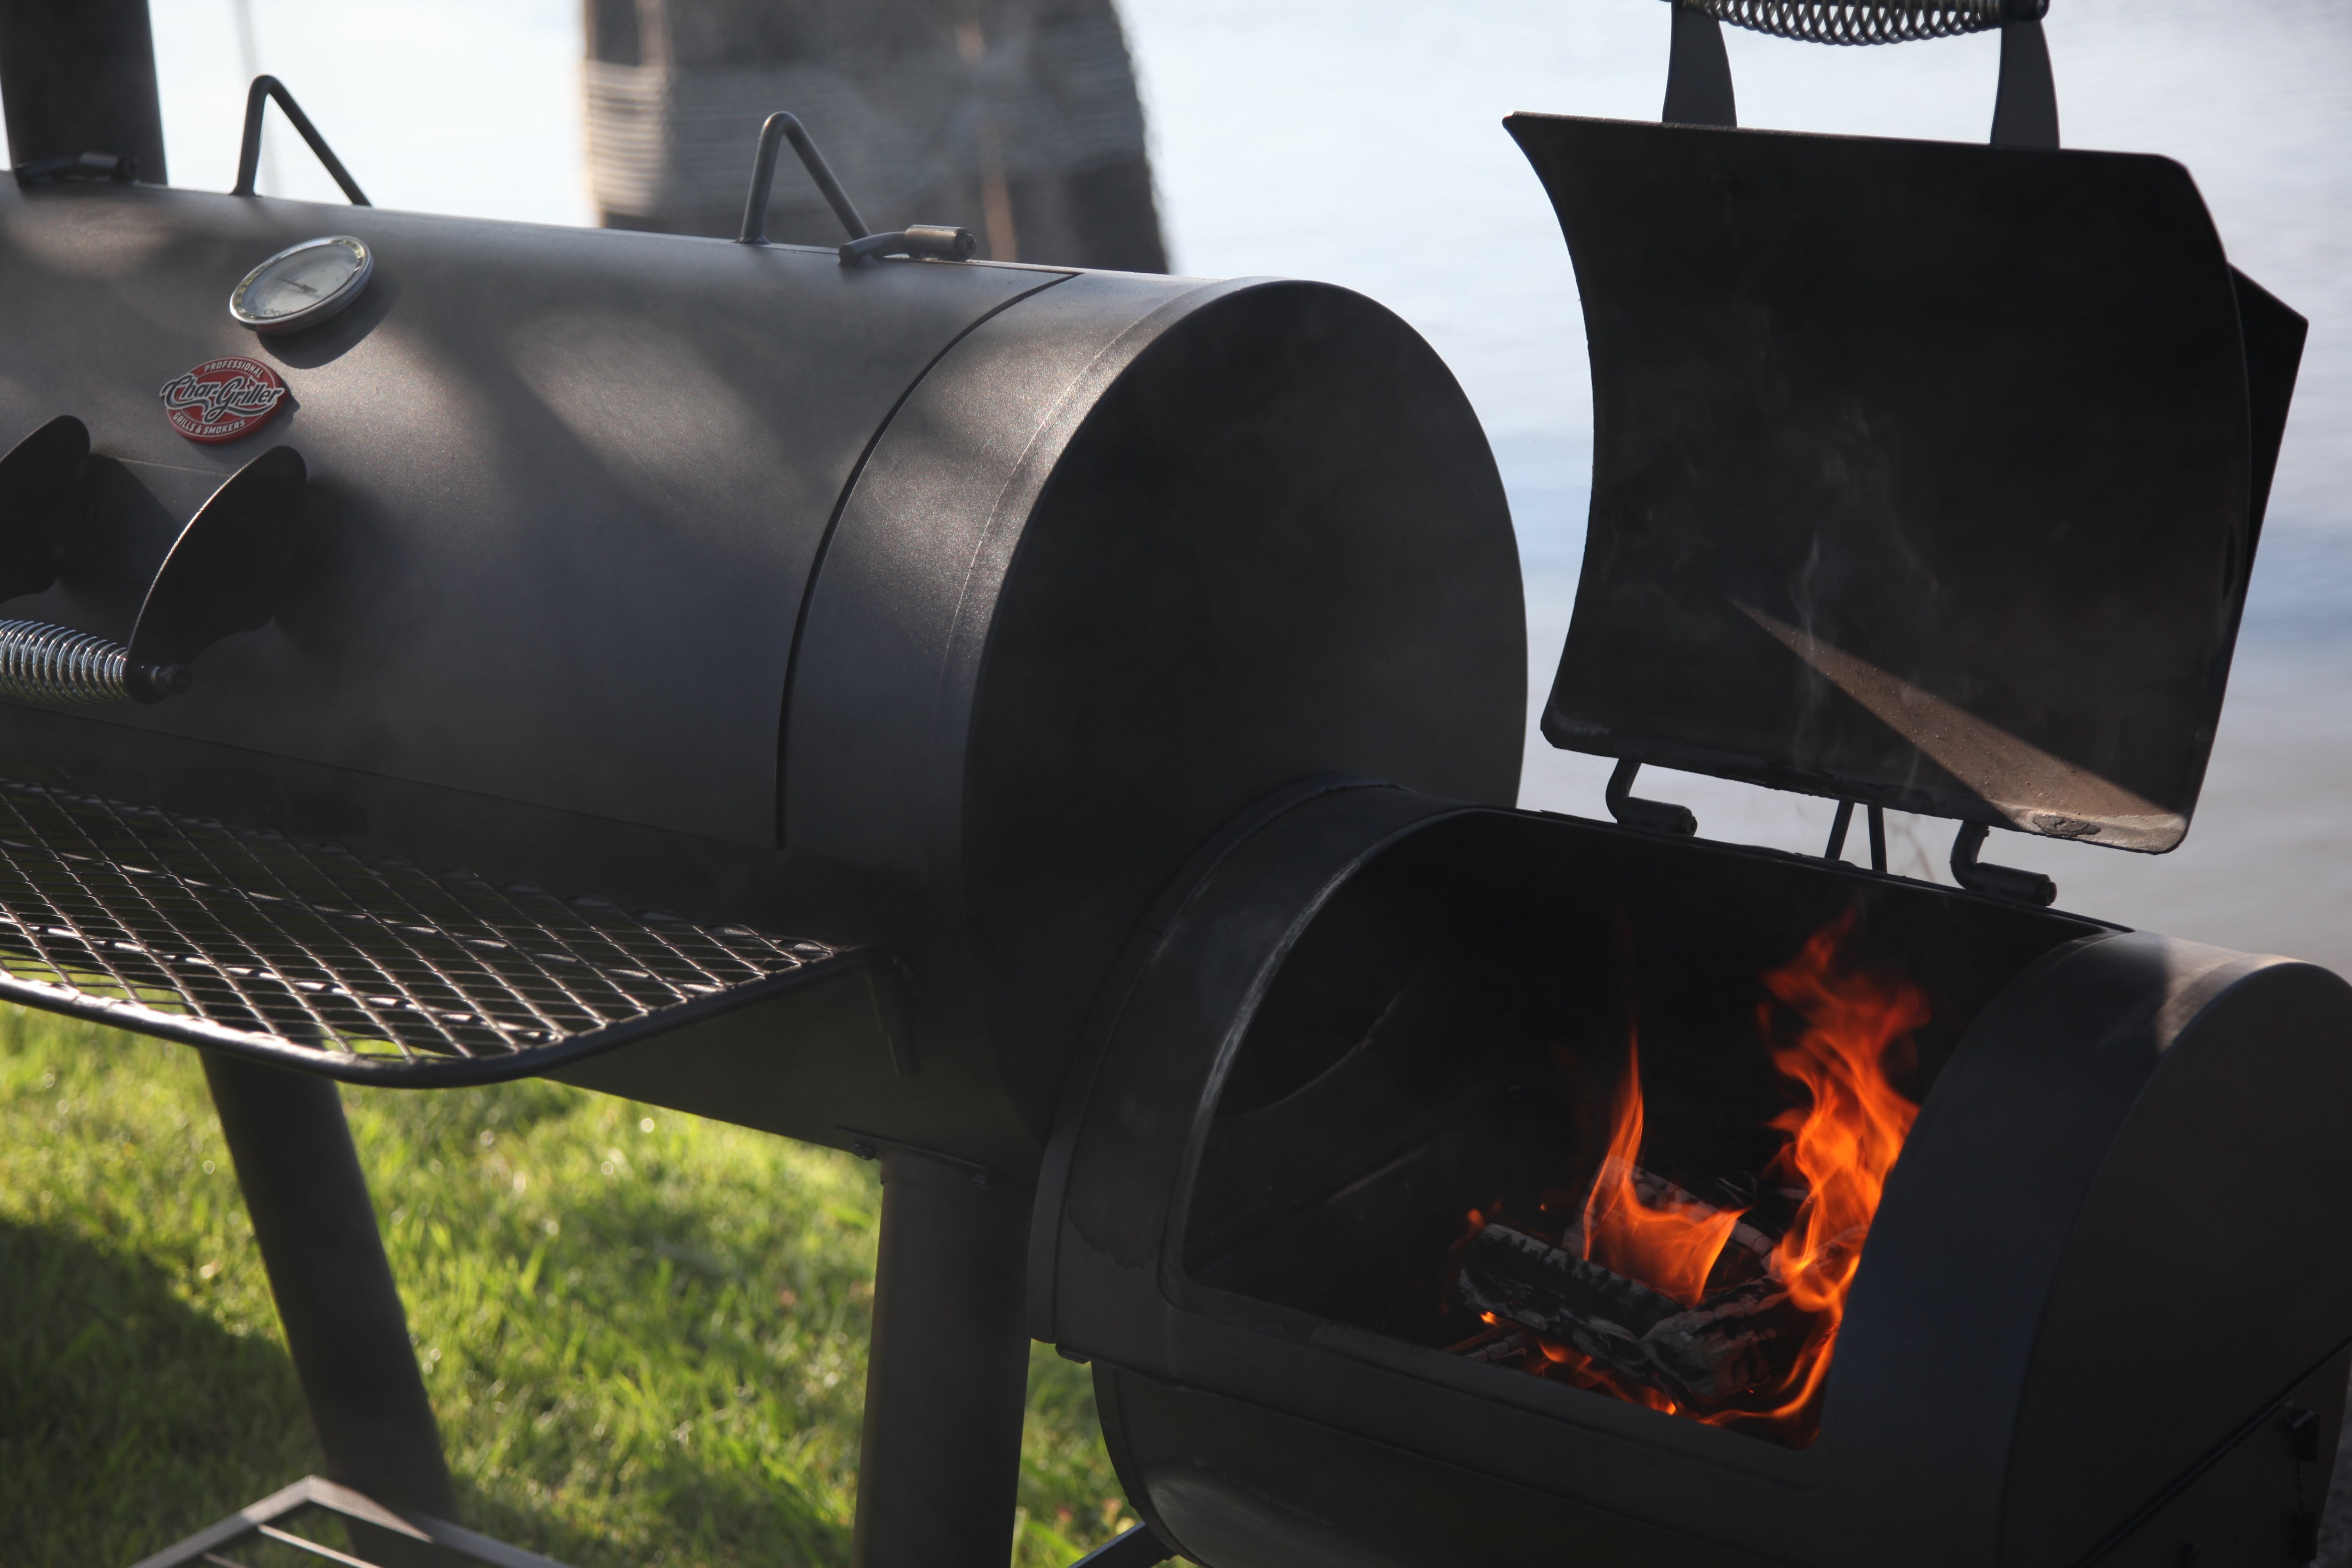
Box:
[0,777,882,1085]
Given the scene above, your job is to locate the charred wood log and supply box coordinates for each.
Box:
[1457,1221,1810,1407]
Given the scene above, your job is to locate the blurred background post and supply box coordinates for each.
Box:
[582,0,1167,268]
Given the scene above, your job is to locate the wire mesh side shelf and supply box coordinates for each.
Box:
[127,1474,575,1568]
[0,777,884,1085]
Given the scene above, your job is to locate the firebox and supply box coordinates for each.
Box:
[1033,78,2352,1568]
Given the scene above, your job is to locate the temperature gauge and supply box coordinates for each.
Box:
[229,235,373,334]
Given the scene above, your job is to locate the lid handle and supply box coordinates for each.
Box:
[1661,0,2058,148]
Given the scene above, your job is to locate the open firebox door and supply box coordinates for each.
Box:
[1033,54,2352,1568]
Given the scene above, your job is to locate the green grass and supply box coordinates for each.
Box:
[0,1006,1138,1567]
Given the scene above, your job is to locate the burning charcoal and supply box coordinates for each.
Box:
[1463,1329,1538,1365]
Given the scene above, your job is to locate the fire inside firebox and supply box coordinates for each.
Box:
[1183,812,2089,1451]
[1448,907,1926,1445]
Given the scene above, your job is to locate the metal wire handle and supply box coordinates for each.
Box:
[1678,0,2037,46]
[0,619,186,704]
[232,76,370,204]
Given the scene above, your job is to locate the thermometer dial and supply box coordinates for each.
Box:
[229,235,373,334]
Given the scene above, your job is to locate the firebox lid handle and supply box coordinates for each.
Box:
[1659,2,2057,147]
[739,112,870,246]
[231,77,370,206]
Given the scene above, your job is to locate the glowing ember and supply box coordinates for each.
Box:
[1454,905,1928,1445]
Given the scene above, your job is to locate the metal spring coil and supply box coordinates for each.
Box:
[1679,0,2016,46]
[0,619,131,703]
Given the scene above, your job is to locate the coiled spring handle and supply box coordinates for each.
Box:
[0,418,304,706]
[0,621,184,705]
[1663,0,2058,148]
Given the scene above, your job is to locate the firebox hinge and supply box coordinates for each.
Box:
[1950,821,2057,906]
[1605,760,1697,837]
[1823,799,1889,873]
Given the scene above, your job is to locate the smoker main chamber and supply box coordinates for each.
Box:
[0,4,2344,1568]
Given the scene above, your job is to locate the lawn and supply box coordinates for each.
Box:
[0,1005,1135,1567]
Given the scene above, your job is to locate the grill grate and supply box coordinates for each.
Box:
[0,777,879,1084]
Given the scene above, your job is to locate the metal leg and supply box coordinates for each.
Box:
[0,0,168,177]
[201,1053,456,1568]
[852,1149,1033,1568]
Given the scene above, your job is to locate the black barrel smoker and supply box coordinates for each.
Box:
[0,3,2343,1568]
[0,14,1518,1568]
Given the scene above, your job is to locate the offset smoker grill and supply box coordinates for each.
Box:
[5,6,2346,1568]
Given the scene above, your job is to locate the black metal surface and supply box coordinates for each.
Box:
[0,775,877,1084]
[2088,1351,2347,1565]
[1517,112,2301,853]
[203,1054,454,1568]
[0,0,166,180]
[854,1149,1033,1568]
[1041,792,2352,1567]
[233,76,369,206]
[783,272,1524,1155]
[0,183,1066,846]
[737,110,868,245]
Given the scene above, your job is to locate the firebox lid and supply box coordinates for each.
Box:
[1514,113,2306,853]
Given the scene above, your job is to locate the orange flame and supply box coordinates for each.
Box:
[1578,1034,1745,1307]
[1534,905,1927,1443]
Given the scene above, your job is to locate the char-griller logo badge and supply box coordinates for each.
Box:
[159,356,287,443]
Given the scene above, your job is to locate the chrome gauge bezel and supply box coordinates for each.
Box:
[228,235,374,334]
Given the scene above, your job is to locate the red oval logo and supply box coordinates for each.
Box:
[159,356,287,443]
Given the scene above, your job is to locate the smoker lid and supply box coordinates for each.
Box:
[1513,113,2306,853]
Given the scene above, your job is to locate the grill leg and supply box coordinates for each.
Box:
[853,1150,1032,1568]
[202,1053,457,1567]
